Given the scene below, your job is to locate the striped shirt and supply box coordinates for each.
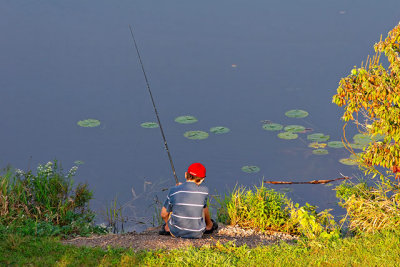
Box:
[163,181,209,239]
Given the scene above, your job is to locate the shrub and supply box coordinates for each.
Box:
[335,181,400,234]
[0,161,107,237]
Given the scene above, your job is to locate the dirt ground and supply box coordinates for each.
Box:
[62,224,298,251]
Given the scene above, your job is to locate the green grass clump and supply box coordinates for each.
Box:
[0,161,106,237]
[216,184,291,232]
[216,184,339,239]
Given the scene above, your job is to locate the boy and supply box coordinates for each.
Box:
[159,162,217,238]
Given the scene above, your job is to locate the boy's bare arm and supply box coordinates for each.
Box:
[203,207,213,230]
[160,206,170,231]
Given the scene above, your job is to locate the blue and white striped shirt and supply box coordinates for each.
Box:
[163,181,209,239]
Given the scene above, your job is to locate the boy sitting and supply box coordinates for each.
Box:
[159,163,217,238]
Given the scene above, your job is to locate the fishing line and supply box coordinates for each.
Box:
[129,25,179,185]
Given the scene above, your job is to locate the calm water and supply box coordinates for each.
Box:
[1,0,400,229]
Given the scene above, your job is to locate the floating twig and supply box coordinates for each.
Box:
[264,176,350,185]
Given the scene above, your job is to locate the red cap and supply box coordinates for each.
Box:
[188,163,206,178]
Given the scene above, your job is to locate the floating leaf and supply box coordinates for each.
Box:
[284,125,306,133]
[339,158,357,166]
[210,126,230,134]
[307,133,330,142]
[140,122,159,128]
[353,134,373,145]
[74,160,84,165]
[241,165,260,173]
[278,132,298,140]
[262,123,283,131]
[77,119,101,128]
[348,143,365,150]
[327,141,344,148]
[312,149,329,155]
[175,115,198,124]
[308,142,327,149]
[285,109,309,118]
[183,131,209,140]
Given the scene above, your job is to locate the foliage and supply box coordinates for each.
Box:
[2,230,400,266]
[332,23,400,178]
[287,203,339,240]
[335,180,400,234]
[216,184,291,232]
[0,161,107,237]
[215,185,338,239]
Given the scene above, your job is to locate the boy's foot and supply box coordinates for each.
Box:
[204,219,218,234]
[158,223,171,236]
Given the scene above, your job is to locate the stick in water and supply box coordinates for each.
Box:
[264,177,350,185]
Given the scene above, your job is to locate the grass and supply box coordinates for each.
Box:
[1,230,400,266]
[215,184,339,239]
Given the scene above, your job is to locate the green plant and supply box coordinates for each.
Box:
[287,203,339,240]
[0,161,105,237]
[101,195,125,234]
[216,184,291,232]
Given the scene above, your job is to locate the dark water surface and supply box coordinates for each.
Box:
[1,0,400,229]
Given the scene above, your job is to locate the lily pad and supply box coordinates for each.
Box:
[307,133,330,142]
[77,119,101,128]
[74,160,85,165]
[210,126,230,134]
[284,125,306,133]
[141,122,159,128]
[278,132,298,140]
[327,141,344,148]
[308,142,327,149]
[175,115,198,124]
[312,149,329,155]
[348,143,366,150]
[241,165,260,173]
[183,131,209,140]
[262,123,283,131]
[339,158,358,166]
[285,109,309,118]
[353,134,373,145]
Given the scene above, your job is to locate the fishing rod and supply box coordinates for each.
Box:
[129,24,179,185]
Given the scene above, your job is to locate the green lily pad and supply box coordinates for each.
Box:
[327,141,344,148]
[141,122,159,128]
[285,109,309,118]
[307,133,330,142]
[278,132,298,140]
[262,123,283,131]
[339,158,358,166]
[183,131,209,140]
[312,149,329,155]
[74,160,85,165]
[175,115,198,124]
[241,165,260,173]
[353,134,373,145]
[284,125,306,133]
[348,143,366,150]
[210,126,230,134]
[77,119,101,128]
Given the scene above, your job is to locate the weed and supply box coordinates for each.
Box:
[0,160,106,237]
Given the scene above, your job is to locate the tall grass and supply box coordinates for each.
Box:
[336,180,400,234]
[216,184,339,239]
[0,161,106,237]
[216,184,291,232]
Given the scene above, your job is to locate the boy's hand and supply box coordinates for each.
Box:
[176,182,182,186]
